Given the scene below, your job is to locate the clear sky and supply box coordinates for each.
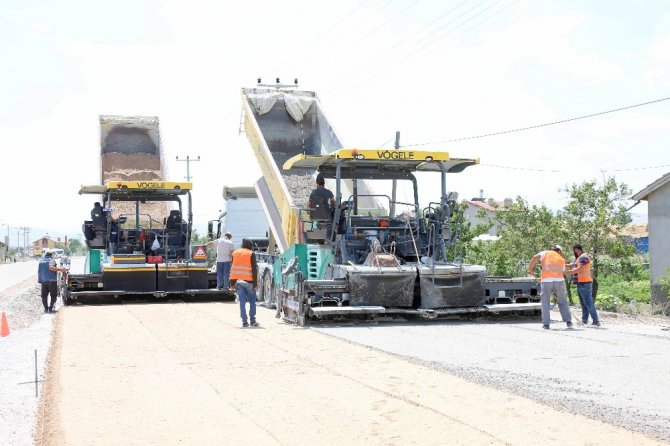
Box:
[1,0,668,245]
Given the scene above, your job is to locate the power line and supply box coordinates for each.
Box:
[480,163,561,173]
[322,0,486,94]
[308,0,372,46]
[277,0,376,79]
[375,138,393,148]
[314,0,398,58]
[324,0,513,96]
[400,95,670,147]
[347,0,420,49]
[452,0,532,45]
[329,0,523,97]
[319,0,472,94]
[610,163,670,172]
[478,162,670,174]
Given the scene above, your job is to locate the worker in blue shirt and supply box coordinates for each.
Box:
[38,251,68,313]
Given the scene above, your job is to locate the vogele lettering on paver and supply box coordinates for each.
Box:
[376,150,414,160]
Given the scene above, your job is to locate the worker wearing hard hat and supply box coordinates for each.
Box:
[528,245,573,329]
[566,244,600,326]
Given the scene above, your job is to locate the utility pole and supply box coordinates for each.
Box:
[176,155,201,182]
[390,131,400,217]
[0,221,8,247]
[19,227,30,258]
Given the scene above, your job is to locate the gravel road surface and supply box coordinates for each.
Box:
[0,260,39,291]
[0,258,84,446]
[38,302,663,445]
[314,313,670,442]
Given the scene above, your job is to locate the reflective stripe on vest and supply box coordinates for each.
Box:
[574,253,592,283]
[230,248,254,281]
[541,250,565,280]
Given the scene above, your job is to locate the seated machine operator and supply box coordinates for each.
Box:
[309,174,351,260]
[91,201,104,221]
[308,174,335,220]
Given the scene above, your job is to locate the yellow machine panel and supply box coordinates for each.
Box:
[105,181,192,191]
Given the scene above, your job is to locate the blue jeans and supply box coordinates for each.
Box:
[216,261,231,289]
[236,282,257,324]
[577,282,599,323]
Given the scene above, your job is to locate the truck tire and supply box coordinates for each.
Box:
[61,284,71,306]
[261,270,276,309]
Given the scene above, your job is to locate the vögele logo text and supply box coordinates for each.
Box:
[376,150,415,160]
[135,181,165,188]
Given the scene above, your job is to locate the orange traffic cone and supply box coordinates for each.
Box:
[1,311,9,337]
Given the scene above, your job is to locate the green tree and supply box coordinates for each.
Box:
[561,177,634,280]
[66,238,85,256]
[443,203,492,262]
[466,197,566,276]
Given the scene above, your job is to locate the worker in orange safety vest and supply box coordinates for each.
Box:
[528,245,573,330]
[230,238,259,328]
[566,244,600,326]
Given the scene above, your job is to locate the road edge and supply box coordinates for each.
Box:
[33,310,64,446]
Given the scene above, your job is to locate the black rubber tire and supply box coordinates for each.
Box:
[261,270,275,309]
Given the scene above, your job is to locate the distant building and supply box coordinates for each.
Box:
[31,235,63,257]
[0,241,6,264]
[619,223,649,254]
[632,172,670,310]
[462,198,513,236]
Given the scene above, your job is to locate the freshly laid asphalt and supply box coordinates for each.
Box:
[313,314,670,442]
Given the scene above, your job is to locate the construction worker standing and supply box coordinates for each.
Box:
[206,231,235,289]
[566,244,600,326]
[38,251,68,313]
[528,245,573,329]
[229,238,259,328]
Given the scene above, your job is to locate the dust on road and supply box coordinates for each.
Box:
[37,302,664,446]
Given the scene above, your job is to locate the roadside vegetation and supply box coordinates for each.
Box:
[459,177,662,315]
[65,238,86,256]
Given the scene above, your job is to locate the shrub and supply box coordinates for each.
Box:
[594,273,650,312]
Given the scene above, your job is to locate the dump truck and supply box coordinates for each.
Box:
[239,85,540,325]
[63,116,230,303]
[208,186,269,248]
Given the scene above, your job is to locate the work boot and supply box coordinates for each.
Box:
[566,322,573,328]
[250,321,259,327]
[592,321,601,326]
[542,324,550,330]
[242,322,249,328]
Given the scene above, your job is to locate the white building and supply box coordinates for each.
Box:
[632,172,670,310]
[462,198,512,236]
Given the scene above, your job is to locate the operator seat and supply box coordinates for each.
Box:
[83,202,108,249]
[166,210,182,230]
[306,196,333,243]
[166,210,186,258]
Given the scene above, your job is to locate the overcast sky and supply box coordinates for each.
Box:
[1,0,668,245]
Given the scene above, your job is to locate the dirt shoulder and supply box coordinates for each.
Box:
[38,302,666,446]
